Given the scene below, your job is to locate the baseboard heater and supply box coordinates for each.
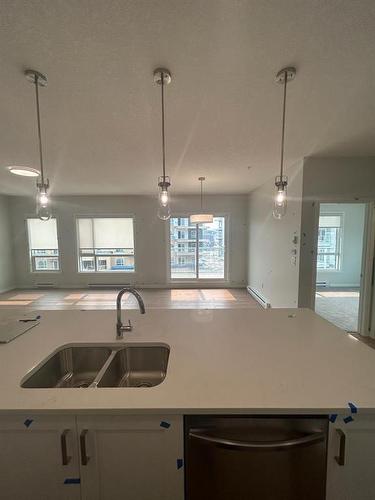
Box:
[34,282,57,288]
[246,286,271,309]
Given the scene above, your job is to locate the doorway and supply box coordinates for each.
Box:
[314,203,366,332]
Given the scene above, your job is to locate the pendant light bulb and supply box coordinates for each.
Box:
[273,66,296,220]
[154,68,172,221]
[273,176,287,220]
[36,183,51,221]
[160,189,169,207]
[157,176,171,220]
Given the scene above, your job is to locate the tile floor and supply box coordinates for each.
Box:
[0,288,259,311]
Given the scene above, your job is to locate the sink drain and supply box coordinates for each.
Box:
[136,382,152,388]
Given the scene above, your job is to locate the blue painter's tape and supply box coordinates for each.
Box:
[329,414,338,423]
[64,478,80,485]
[343,415,354,424]
[348,402,358,414]
[24,419,33,428]
[177,458,183,470]
[160,421,171,429]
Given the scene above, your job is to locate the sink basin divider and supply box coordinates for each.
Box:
[89,350,118,388]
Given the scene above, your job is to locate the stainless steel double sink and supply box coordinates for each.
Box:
[21,343,170,389]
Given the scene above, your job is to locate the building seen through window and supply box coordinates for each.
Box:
[170,217,225,279]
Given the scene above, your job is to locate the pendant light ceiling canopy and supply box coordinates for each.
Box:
[273,66,296,220]
[190,177,213,225]
[154,68,172,221]
[25,68,52,221]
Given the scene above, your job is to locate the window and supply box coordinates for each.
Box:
[27,218,60,272]
[170,216,226,279]
[77,217,135,272]
[317,214,343,270]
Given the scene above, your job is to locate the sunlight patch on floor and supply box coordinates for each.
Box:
[81,293,120,300]
[170,290,201,301]
[0,301,33,306]
[201,289,236,301]
[64,293,87,300]
[9,293,44,300]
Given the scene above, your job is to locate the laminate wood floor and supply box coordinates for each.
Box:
[0,288,260,311]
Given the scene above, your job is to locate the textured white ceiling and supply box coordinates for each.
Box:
[0,0,374,196]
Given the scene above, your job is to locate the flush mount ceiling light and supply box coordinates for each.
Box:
[190,177,213,225]
[7,166,40,177]
[273,66,296,220]
[154,68,172,221]
[25,69,51,221]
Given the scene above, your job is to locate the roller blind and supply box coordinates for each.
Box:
[77,219,93,248]
[319,215,342,228]
[27,218,58,249]
[78,218,134,249]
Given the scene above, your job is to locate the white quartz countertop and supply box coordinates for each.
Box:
[0,307,375,414]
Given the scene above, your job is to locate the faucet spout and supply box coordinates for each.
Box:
[116,287,145,339]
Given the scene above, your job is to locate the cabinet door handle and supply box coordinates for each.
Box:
[335,429,346,466]
[61,429,72,466]
[80,429,90,466]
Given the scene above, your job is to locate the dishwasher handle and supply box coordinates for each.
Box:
[189,429,326,451]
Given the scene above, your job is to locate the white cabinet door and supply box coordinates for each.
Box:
[77,414,184,500]
[0,414,80,500]
[327,415,375,500]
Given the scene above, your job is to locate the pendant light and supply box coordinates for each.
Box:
[190,177,213,224]
[154,68,172,221]
[273,66,296,220]
[25,69,51,221]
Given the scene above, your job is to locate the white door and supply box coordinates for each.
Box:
[326,416,375,500]
[77,414,184,500]
[0,414,80,500]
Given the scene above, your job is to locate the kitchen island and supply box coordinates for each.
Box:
[0,307,374,413]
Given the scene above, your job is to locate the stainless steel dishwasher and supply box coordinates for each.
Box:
[185,415,328,500]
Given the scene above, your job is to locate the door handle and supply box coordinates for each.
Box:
[335,429,346,466]
[60,429,71,466]
[189,429,326,451]
[80,429,90,465]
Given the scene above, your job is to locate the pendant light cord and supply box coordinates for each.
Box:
[280,70,288,180]
[161,72,166,183]
[34,74,45,186]
[200,179,203,210]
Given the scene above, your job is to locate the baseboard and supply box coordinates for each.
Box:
[247,286,271,309]
[0,286,16,294]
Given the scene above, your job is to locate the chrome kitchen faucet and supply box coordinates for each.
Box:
[116,288,145,339]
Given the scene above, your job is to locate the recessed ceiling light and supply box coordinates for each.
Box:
[6,166,40,177]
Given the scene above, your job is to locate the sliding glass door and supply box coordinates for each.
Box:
[169,217,226,280]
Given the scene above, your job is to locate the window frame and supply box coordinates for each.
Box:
[25,216,62,274]
[75,215,137,274]
[316,213,344,272]
[166,213,229,283]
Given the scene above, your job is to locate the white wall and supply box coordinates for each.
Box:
[247,162,303,308]
[9,194,248,289]
[317,203,365,288]
[299,157,375,307]
[0,195,15,292]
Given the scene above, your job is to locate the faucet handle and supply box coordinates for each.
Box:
[123,319,132,332]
